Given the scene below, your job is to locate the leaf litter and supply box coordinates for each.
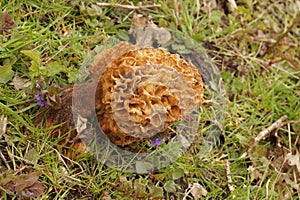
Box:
[247,119,300,198]
[0,169,45,198]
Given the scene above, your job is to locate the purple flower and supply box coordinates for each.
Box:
[178,124,187,131]
[35,83,41,89]
[35,93,41,101]
[151,137,163,147]
[26,189,34,197]
[37,100,45,107]
[35,93,50,108]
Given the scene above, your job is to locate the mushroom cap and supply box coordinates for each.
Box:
[92,42,204,146]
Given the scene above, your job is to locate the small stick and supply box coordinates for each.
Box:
[240,115,287,158]
[10,154,37,166]
[224,159,235,193]
[0,151,11,170]
[95,3,161,10]
[53,148,70,173]
[0,115,7,139]
[6,147,16,170]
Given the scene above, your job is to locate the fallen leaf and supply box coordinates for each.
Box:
[101,191,111,200]
[27,182,45,198]
[0,12,16,34]
[285,151,300,172]
[76,115,87,133]
[190,183,208,199]
[9,74,31,90]
[14,171,41,192]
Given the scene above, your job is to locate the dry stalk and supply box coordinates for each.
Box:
[240,115,288,158]
[224,159,236,193]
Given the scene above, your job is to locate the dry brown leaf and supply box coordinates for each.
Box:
[26,182,45,198]
[8,75,31,90]
[285,151,300,173]
[0,12,16,34]
[190,183,208,199]
[14,171,41,192]
[183,183,208,200]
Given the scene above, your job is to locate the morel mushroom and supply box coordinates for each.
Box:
[91,42,204,146]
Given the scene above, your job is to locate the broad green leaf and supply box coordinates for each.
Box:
[0,63,14,83]
[220,71,233,83]
[45,61,66,77]
[164,180,177,193]
[149,185,164,198]
[232,78,245,91]
[210,10,223,23]
[172,167,185,180]
[21,50,42,77]
[21,50,41,65]
[67,68,78,83]
[135,161,152,174]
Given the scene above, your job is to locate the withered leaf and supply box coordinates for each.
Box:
[286,151,300,172]
[14,170,41,192]
[190,183,208,199]
[9,75,31,91]
[0,12,16,34]
[27,182,45,197]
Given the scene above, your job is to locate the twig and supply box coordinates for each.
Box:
[240,115,287,158]
[224,159,236,193]
[0,115,7,139]
[52,146,85,173]
[53,148,70,173]
[10,154,37,166]
[95,3,161,10]
[283,119,300,126]
[0,151,11,170]
[6,147,16,170]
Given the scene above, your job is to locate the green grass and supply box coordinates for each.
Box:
[1,0,299,199]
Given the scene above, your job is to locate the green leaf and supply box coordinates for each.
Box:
[135,161,152,174]
[44,61,66,77]
[210,10,223,23]
[67,68,78,83]
[232,78,244,91]
[164,180,178,193]
[24,148,39,164]
[172,167,185,180]
[221,71,233,83]
[21,50,42,77]
[149,185,164,198]
[134,179,148,197]
[0,63,14,83]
